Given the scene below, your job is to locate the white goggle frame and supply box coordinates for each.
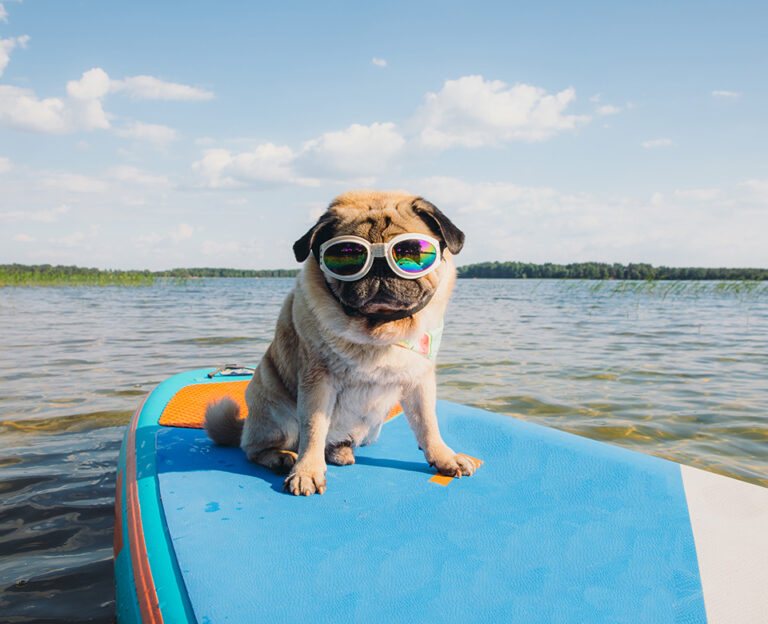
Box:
[318,233,441,281]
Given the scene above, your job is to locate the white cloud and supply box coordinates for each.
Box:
[13,233,36,243]
[136,224,197,247]
[307,202,327,220]
[192,143,304,189]
[596,104,621,115]
[108,165,170,188]
[49,225,100,248]
[372,57,387,67]
[43,173,108,193]
[110,75,214,101]
[170,223,194,242]
[63,67,111,130]
[193,120,407,188]
[641,138,673,148]
[673,188,720,201]
[188,77,595,188]
[52,231,87,246]
[589,93,601,103]
[135,231,163,245]
[416,75,589,149]
[0,67,209,134]
[202,239,244,256]
[0,4,8,24]
[711,90,741,99]
[650,188,721,205]
[299,122,405,176]
[0,34,29,78]
[66,67,111,100]
[0,156,10,174]
[739,179,768,202]
[417,176,557,215]
[0,67,110,133]
[0,85,68,133]
[0,203,70,223]
[417,176,768,267]
[115,121,178,144]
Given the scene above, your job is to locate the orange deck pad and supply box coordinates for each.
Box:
[159,380,250,428]
[158,379,403,429]
[385,403,402,421]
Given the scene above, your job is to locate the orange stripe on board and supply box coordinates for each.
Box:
[429,454,484,486]
[126,398,164,624]
[114,470,124,557]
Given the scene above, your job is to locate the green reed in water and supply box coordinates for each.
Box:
[586,279,768,299]
[0,264,155,287]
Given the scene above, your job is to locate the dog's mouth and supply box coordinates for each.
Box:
[359,297,409,315]
[357,297,425,321]
[330,275,435,322]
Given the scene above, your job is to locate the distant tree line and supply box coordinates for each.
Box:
[0,264,299,286]
[0,264,154,286]
[1,263,153,277]
[5,263,767,285]
[455,262,768,280]
[155,267,299,278]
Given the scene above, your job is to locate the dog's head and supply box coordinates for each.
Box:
[294,190,464,324]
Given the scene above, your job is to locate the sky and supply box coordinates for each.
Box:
[1,0,767,270]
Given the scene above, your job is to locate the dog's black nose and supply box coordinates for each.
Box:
[369,257,396,278]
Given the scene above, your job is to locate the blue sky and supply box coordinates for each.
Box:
[1,1,766,270]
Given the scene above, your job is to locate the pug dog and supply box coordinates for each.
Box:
[204,190,478,496]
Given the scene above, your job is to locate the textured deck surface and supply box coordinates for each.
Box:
[156,397,707,623]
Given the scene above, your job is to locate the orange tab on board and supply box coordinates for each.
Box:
[428,454,483,486]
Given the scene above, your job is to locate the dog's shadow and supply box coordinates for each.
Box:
[353,455,434,476]
[156,427,435,495]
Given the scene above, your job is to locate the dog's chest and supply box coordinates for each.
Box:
[326,346,429,446]
[332,342,432,385]
[328,384,397,446]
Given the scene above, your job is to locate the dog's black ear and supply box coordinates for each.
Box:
[293,213,337,263]
[412,198,465,255]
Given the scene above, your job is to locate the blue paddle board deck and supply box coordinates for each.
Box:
[114,368,768,623]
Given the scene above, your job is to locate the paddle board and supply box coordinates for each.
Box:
[114,367,768,623]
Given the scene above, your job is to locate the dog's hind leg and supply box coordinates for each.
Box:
[251,448,298,474]
[241,403,300,474]
[325,441,355,466]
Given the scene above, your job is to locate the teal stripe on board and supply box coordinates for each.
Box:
[128,371,212,623]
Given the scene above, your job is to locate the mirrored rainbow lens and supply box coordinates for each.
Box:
[322,241,368,276]
[392,238,438,274]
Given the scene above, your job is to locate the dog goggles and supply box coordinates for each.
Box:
[319,233,441,281]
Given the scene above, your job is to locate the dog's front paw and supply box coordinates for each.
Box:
[428,446,479,478]
[283,466,327,496]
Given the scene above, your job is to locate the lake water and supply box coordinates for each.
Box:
[1,278,766,622]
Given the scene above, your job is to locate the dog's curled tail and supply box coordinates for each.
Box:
[204,397,244,446]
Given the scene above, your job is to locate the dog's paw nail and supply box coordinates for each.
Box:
[283,471,326,496]
[433,452,478,478]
